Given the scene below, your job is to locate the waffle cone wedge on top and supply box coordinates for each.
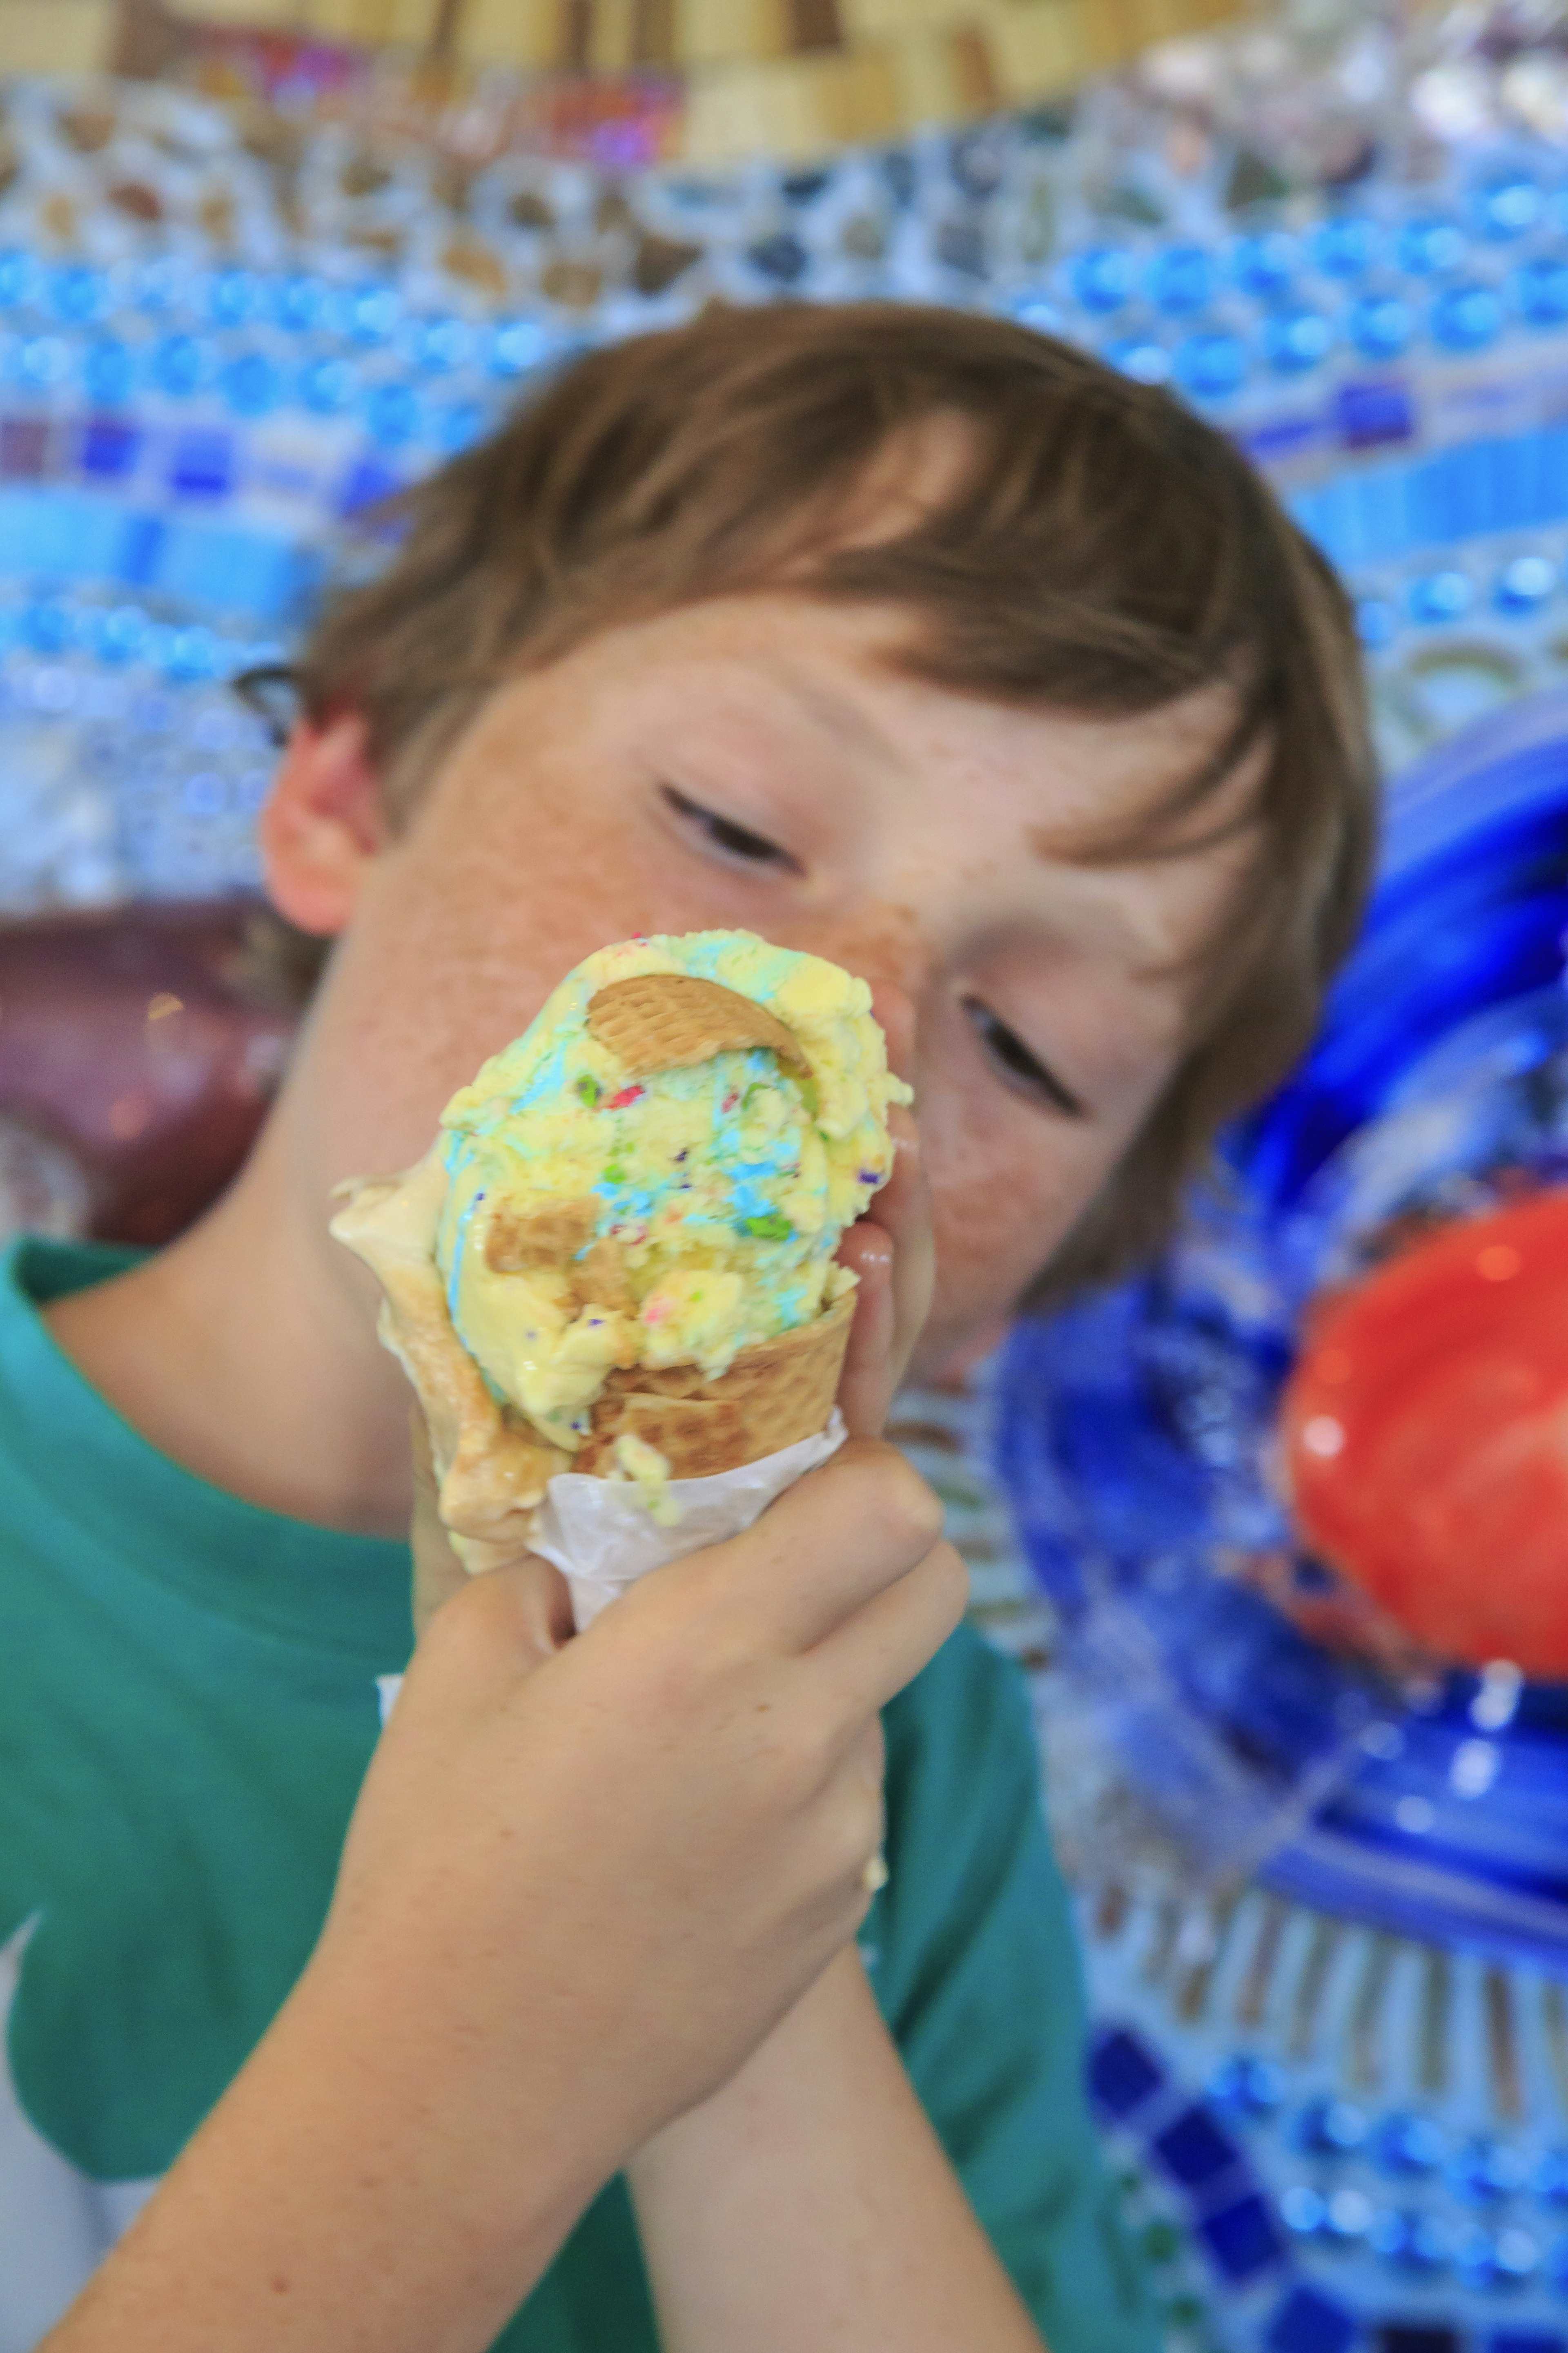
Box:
[330,968,860,1575]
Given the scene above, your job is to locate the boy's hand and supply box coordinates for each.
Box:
[317,1432,965,2195]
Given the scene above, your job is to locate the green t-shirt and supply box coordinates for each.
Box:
[0,1236,1154,2353]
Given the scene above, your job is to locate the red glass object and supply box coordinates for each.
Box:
[0,901,301,1249]
[1283,1187,1568,1677]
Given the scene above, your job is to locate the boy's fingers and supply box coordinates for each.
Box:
[835,1111,934,1439]
[674,1436,944,1657]
[406,1553,577,1722]
[815,1537,969,1718]
[836,1222,895,1441]
[875,1106,936,1383]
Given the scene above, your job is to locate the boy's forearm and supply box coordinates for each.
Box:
[42,1957,602,2353]
[627,1947,1047,2353]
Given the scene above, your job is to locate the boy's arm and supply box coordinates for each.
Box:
[41,1438,964,2353]
[629,1945,1047,2353]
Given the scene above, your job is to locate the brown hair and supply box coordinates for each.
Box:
[284,300,1376,1301]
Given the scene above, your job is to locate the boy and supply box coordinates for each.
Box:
[2,303,1374,2353]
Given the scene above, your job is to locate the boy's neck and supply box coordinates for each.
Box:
[45,1114,417,1540]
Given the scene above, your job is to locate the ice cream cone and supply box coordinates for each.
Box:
[332,1151,854,1570]
[331,930,907,1575]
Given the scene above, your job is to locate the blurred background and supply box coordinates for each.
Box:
[11,4,1568,2351]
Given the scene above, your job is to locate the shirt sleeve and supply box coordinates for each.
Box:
[875,1624,1159,2353]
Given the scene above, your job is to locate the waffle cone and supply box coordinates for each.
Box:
[574,1289,855,1479]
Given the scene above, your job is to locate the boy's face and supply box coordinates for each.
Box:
[275,595,1256,1378]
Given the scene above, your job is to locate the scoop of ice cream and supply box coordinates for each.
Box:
[434,930,910,1453]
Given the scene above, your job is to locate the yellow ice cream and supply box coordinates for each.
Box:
[434,930,911,1454]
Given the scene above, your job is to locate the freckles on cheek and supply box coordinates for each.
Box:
[327,796,660,1151]
[922,1108,1118,1340]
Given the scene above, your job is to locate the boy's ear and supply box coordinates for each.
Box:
[258,711,386,938]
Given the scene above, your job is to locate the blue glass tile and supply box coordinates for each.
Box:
[1281,2185,1326,2235]
[1101,335,1170,385]
[1147,244,1214,316]
[408,313,473,374]
[14,335,68,393]
[1266,2284,1355,2353]
[151,333,209,399]
[270,272,327,333]
[1011,297,1061,335]
[1153,2103,1238,2188]
[1334,377,1415,449]
[1350,294,1414,361]
[87,603,150,663]
[1070,245,1136,313]
[1457,2224,1540,2288]
[1209,2054,1285,2115]
[1356,598,1397,649]
[206,267,263,328]
[1374,2112,1450,2175]
[1398,214,1468,275]
[168,427,234,498]
[0,248,40,309]
[1408,569,1474,625]
[364,382,421,449]
[1174,330,1246,400]
[339,281,402,344]
[1496,554,1556,613]
[1516,256,1568,329]
[113,512,163,587]
[20,597,72,652]
[0,487,138,578]
[1298,2096,1370,2155]
[1535,2150,1568,2204]
[1311,215,1378,277]
[1088,2028,1163,2119]
[1452,2137,1532,2202]
[131,254,188,314]
[1199,2193,1283,2281]
[431,399,486,454]
[1265,307,1332,374]
[78,417,140,480]
[338,456,402,517]
[82,338,135,409]
[165,625,223,685]
[489,317,555,377]
[47,264,105,326]
[154,519,310,620]
[222,351,282,418]
[1474,173,1544,238]
[1432,281,1505,352]
[1487,2335,1566,2353]
[298,356,357,415]
[1232,230,1297,298]
[1322,2188,1376,2243]
[1371,2208,1452,2270]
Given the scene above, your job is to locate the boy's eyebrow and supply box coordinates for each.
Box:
[759,657,902,771]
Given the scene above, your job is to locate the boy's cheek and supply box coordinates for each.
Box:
[918,1113,1116,1374]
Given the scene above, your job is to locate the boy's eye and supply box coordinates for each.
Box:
[963,998,1087,1120]
[661,785,799,873]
